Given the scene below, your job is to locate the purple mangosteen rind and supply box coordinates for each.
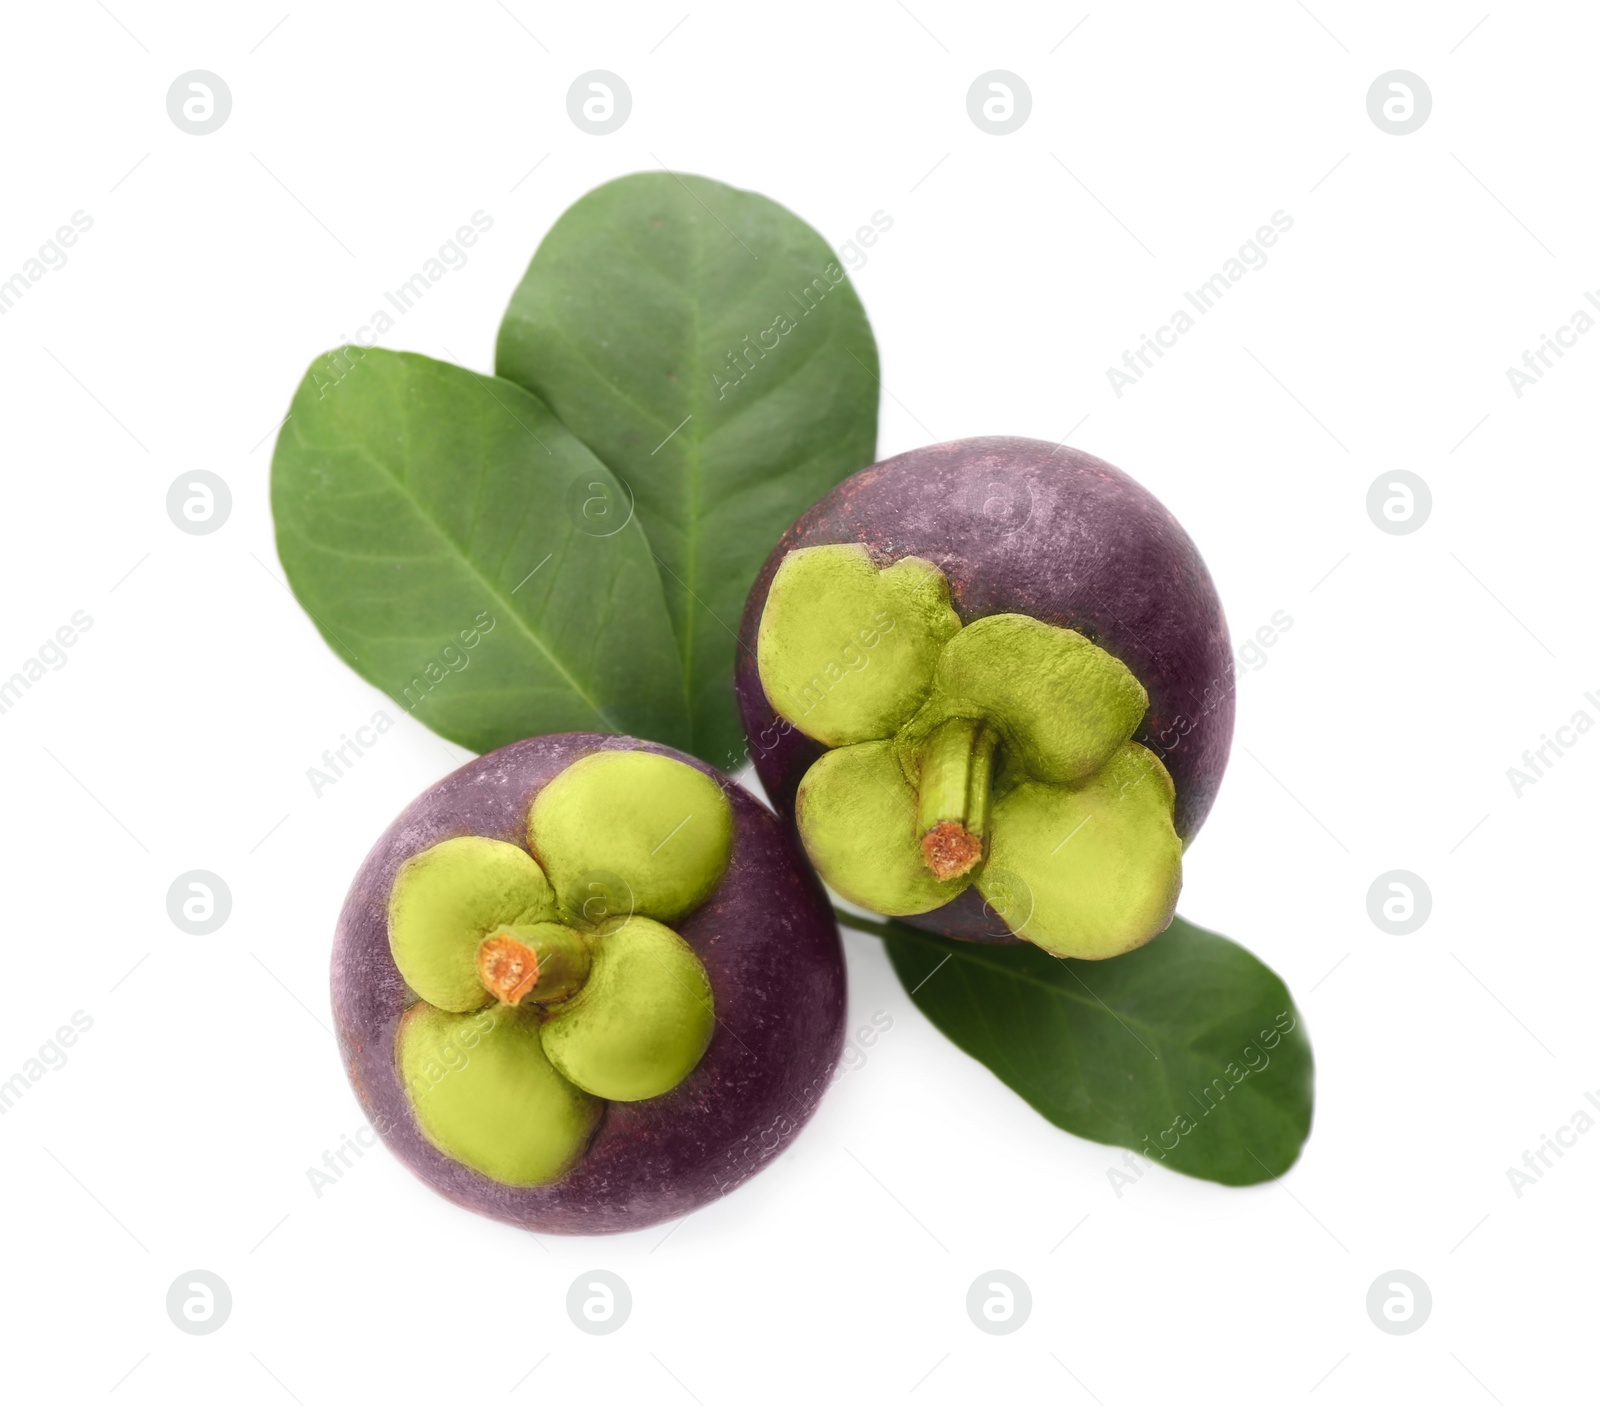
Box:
[735,436,1234,945]
[332,733,846,1235]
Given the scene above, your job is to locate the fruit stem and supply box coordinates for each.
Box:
[915,717,999,881]
[831,906,903,941]
[476,925,590,1006]
[477,934,541,1004]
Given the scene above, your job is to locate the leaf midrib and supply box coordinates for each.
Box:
[935,947,1298,1149]
[887,928,1259,1053]
[891,927,1306,1155]
[679,193,705,721]
[297,389,617,729]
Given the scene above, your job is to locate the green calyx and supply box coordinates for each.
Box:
[398,1003,601,1187]
[756,543,961,747]
[981,744,1182,959]
[528,749,733,924]
[540,916,715,1102]
[389,837,557,1012]
[385,750,730,1185]
[764,544,1182,959]
[897,612,1148,785]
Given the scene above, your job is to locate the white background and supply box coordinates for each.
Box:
[2,2,1596,1401]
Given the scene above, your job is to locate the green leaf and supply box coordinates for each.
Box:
[496,171,880,765]
[271,348,690,753]
[880,915,1313,1185]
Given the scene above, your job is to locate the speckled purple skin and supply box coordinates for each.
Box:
[332,734,845,1235]
[735,437,1234,943]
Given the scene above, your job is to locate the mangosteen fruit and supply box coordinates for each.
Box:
[333,735,845,1234]
[735,436,1233,959]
